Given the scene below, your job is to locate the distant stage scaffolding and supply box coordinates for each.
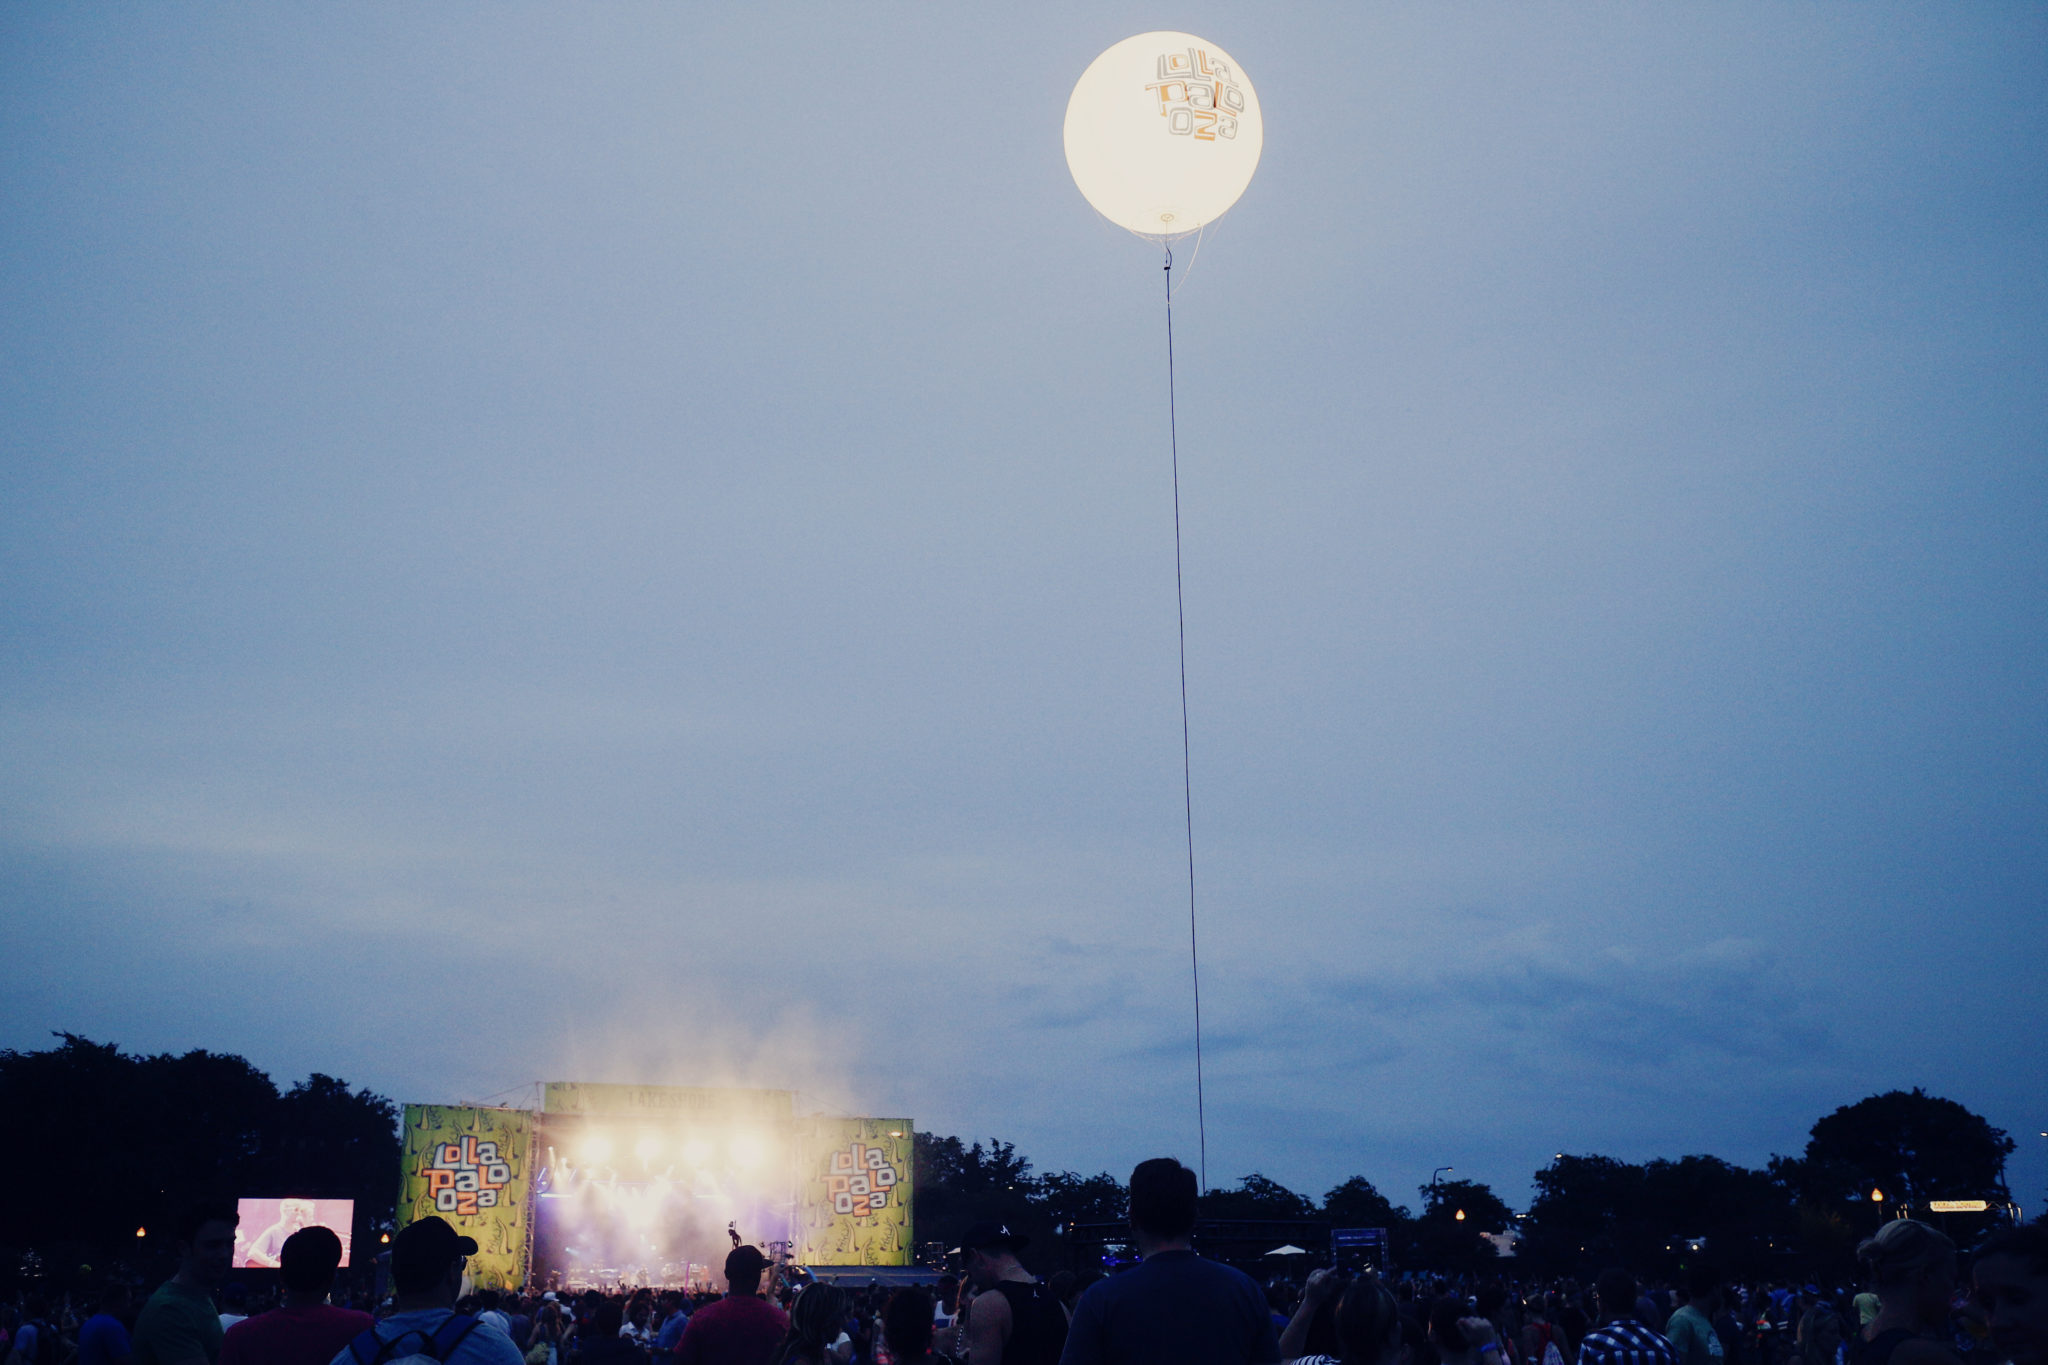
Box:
[395,1083,913,1290]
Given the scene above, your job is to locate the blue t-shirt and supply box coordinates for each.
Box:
[80,1315,135,1365]
[1059,1249,1279,1365]
[654,1311,690,1353]
[328,1310,524,1365]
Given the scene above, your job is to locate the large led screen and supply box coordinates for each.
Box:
[234,1197,355,1269]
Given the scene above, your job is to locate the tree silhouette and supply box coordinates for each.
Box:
[1410,1177,1509,1271]
[1521,1153,1791,1276]
[1321,1175,1410,1232]
[1522,1154,1649,1272]
[1775,1088,2014,1212]
[0,1034,399,1292]
[1200,1173,1317,1220]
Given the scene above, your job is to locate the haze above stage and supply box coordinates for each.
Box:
[394,1082,913,1290]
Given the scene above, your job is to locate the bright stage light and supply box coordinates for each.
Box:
[729,1134,765,1171]
[634,1134,663,1163]
[683,1140,712,1166]
[582,1133,613,1163]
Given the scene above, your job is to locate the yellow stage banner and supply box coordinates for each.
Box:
[397,1105,533,1290]
[542,1082,794,1124]
[796,1118,913,1266]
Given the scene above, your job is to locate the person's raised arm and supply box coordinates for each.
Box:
[1461,1315,1503,1365]
[1280,1271,1341,1360]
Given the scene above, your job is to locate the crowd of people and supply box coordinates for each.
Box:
[2,1159,2041,1365]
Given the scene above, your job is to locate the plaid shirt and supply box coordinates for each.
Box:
[1579,1319,1682,1365]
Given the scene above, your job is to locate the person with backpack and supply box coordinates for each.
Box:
[5,1296,68,1365]
[329,1218,521,1365]
[1525,1294,1573,1365]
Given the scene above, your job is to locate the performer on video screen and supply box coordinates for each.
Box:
[243,1199,315,1268]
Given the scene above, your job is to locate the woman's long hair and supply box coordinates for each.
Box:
[769,1283,850,1365]
[1799,1304,1845,1365]
[1338,1273,1405,1365]
[883,1287,936,1362]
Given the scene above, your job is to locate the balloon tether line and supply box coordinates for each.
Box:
[1164,241,1207,1194]
[1168,223,1207,300]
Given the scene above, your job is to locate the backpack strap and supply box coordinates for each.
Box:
[358,1324,454,1365]
[428,1315,482,1360]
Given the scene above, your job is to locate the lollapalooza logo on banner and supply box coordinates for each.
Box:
[825,1142,900,1218]
[1146,47,1245,142]
[421,1135,514,1217]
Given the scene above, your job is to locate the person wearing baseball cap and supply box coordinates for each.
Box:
[673,1243,789,1365]
[959,1221,1067,1365]
[328,1217,522,1365]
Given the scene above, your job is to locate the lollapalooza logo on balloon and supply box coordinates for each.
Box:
[1065,31,1261,237]
[824,1141,900,1218]
[1146,47,1246,141]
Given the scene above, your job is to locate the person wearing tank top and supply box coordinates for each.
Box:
[959,1221,1068,1365]
[1850,1220,1963,1365]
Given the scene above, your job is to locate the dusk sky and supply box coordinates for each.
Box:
[4,4,2044,1213]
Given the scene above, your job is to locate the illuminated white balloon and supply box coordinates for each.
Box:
[1064,31,1263,239]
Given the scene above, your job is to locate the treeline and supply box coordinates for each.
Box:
[0,1034,400,1290]
[916,1088,2020,1279]
[1,1033,2021,1292]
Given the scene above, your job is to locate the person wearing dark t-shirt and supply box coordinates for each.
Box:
[676,1245,789,1365]
[578,1301,650,1365]
[1058,1158,1279,1365]
[221,1225,372,1365]
[80,1283,135,1365]
[960,1220,1067,1365]
[135,1201,240,1365]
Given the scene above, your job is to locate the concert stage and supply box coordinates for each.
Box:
[395,1083,912,1289]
